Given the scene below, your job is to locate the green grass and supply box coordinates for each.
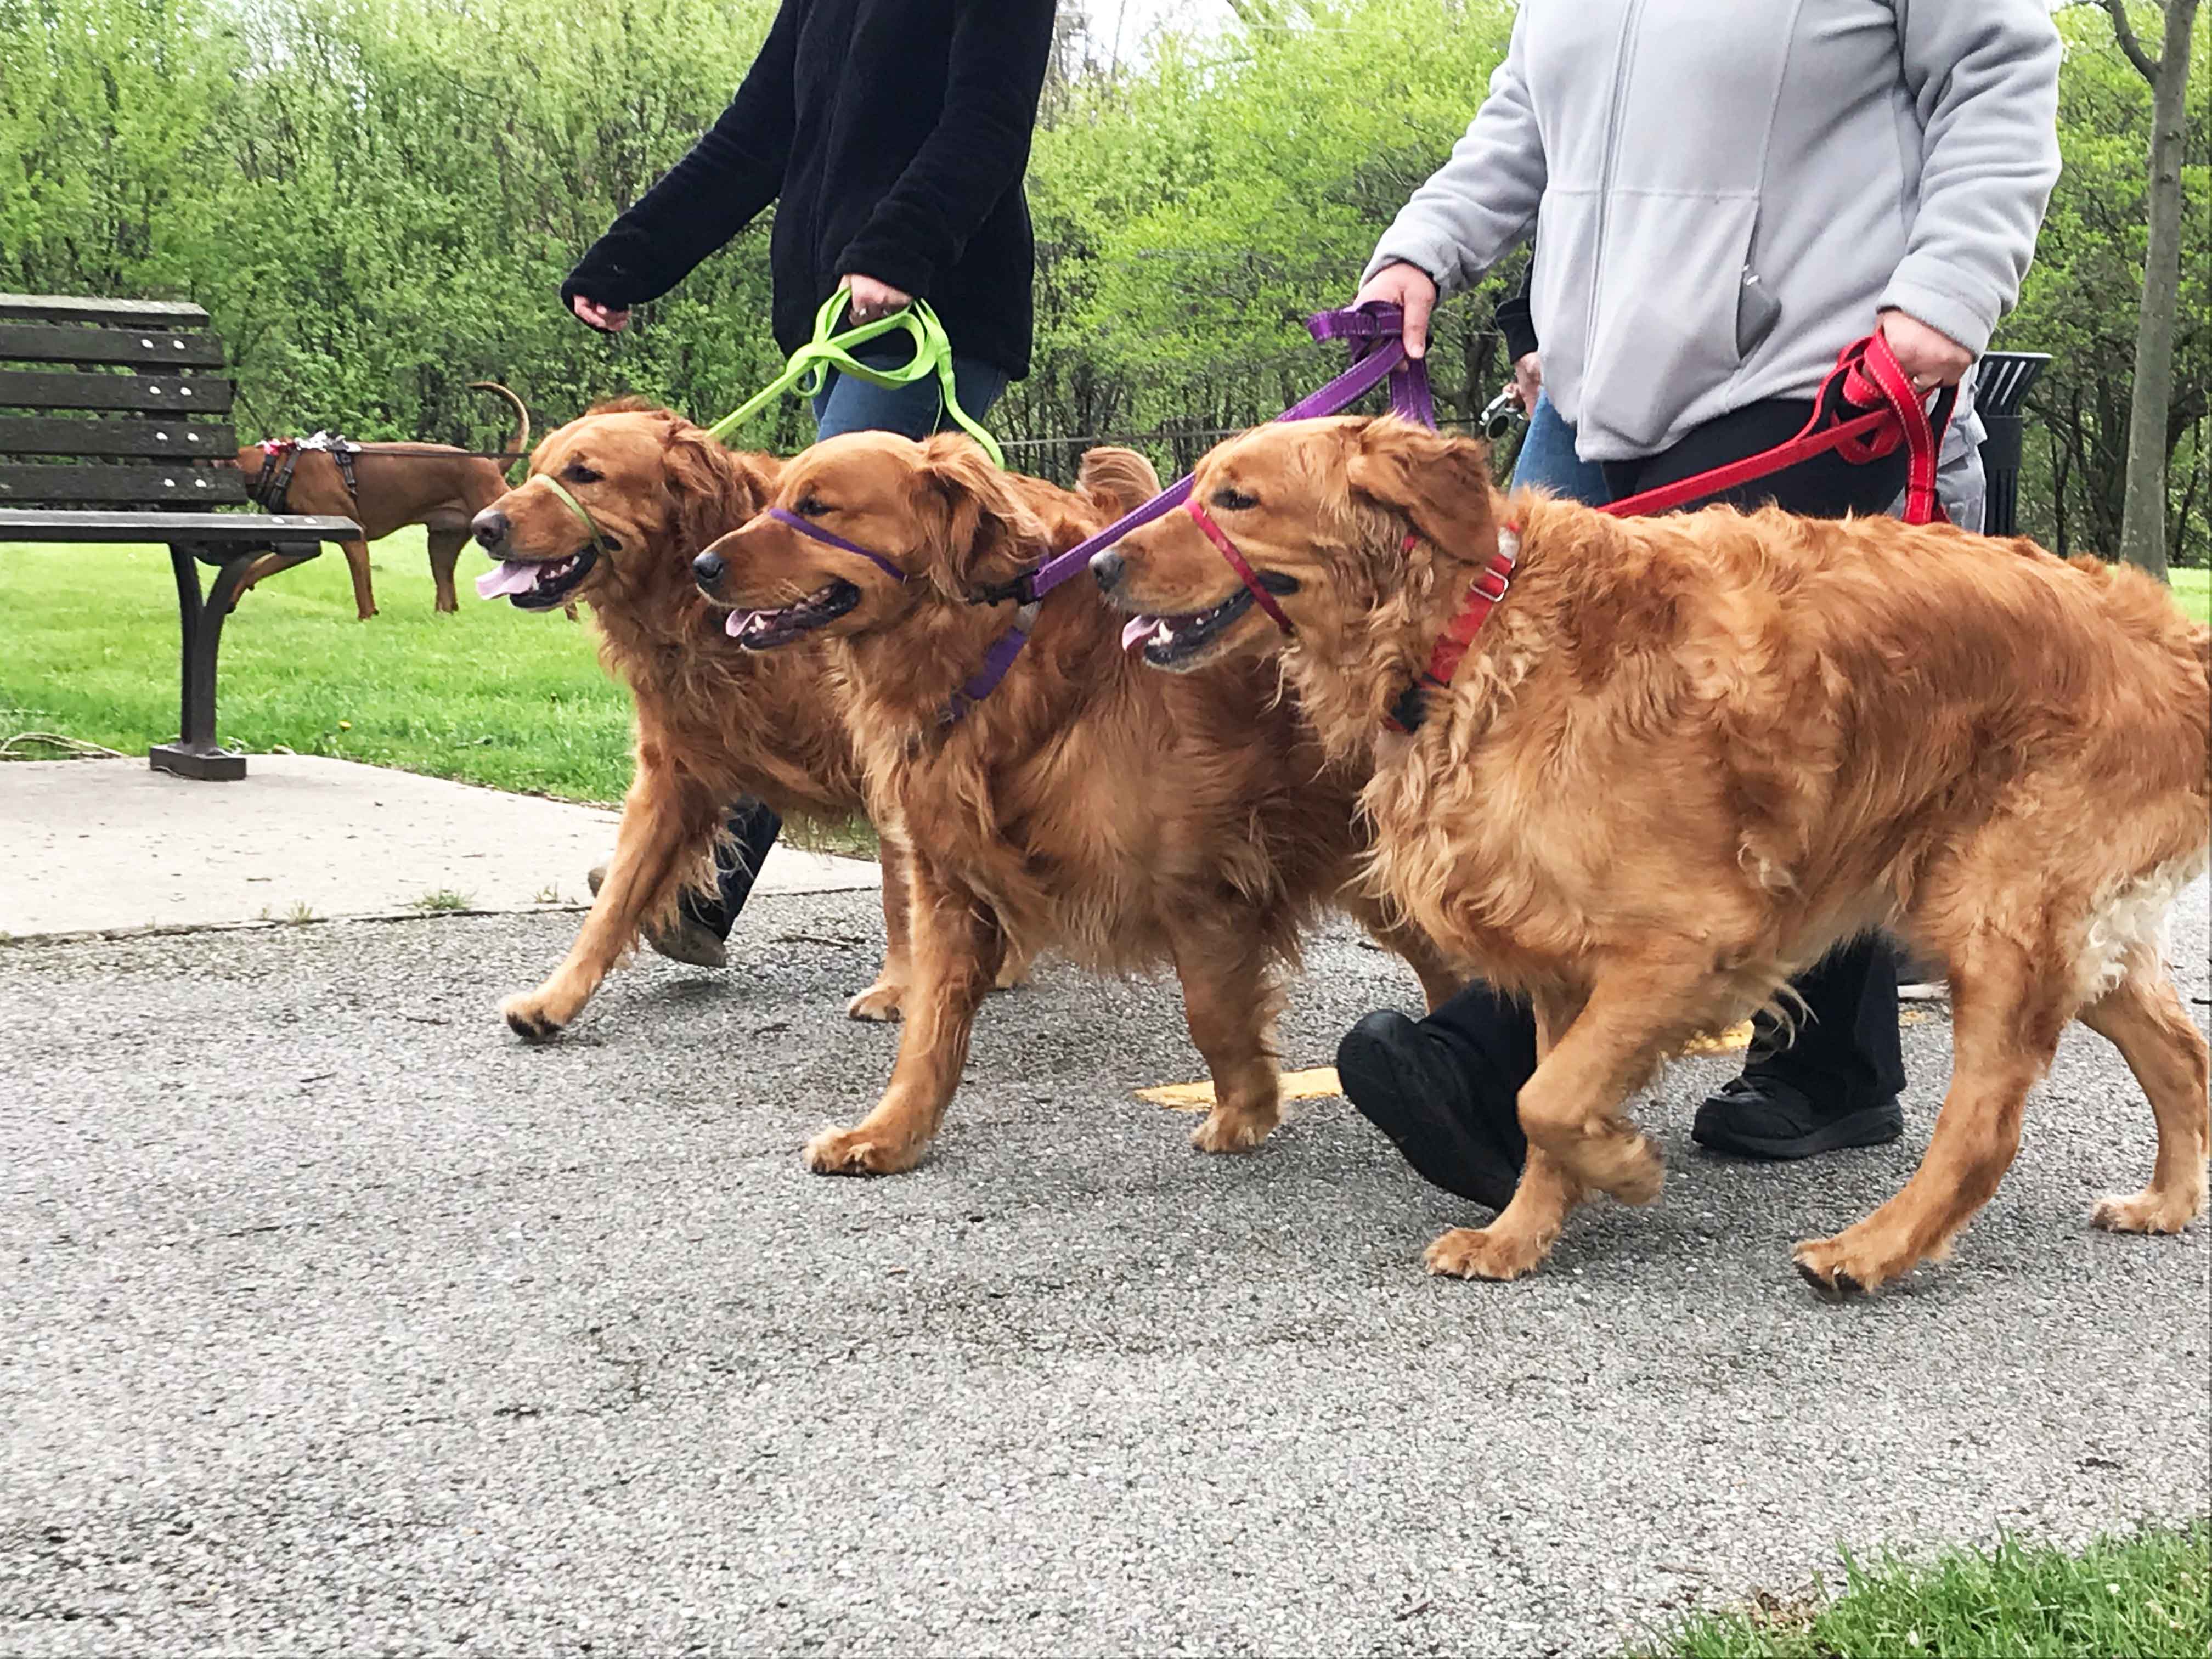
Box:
[1652,1522,2210,1658]
[2174,565,2210,624]
[1,529,636,802]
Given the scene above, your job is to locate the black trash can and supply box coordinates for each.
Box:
[1972,351,2050,538]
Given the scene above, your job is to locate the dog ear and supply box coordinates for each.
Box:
[665,426,771,557]
[916,433,1049,600]
[1342,418,1502,568]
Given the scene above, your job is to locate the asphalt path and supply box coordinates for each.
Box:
[4,883,2207,1655]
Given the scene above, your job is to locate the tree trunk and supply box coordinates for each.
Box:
[2113,0,2199,581]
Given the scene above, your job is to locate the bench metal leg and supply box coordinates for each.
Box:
[151,544,258,781]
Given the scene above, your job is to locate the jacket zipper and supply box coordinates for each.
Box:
[1584,0,1647,364]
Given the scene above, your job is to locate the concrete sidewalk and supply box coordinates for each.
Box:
[0,756,878,938]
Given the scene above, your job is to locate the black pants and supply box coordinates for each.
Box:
[685,798,785,939]
[1431,398,1911,1113]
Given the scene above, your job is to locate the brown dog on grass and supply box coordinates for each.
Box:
[1096,415,2210,1296]
[692,430,1467,1177]
[477,405,1148,1040]
[235,382,532,619]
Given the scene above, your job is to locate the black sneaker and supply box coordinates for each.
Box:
[1691,1075,1902,1161]
[1335,1011,1527,1210]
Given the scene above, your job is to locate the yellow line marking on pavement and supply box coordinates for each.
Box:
[1137,1067,1342,1111]
[1138,1009,1936,1108]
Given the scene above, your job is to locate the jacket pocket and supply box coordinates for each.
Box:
[1581,191,1762,454]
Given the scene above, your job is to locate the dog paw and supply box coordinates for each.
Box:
[992,952,1031,993]
[803,1125,923,1177]
[1424,1225,1548,1282]
[2090,1188,2203,1235]
[1790,1236,1884,1300]
[1189,1104,1279,1154]
[845,980,905,1023]
[500,993,567,1043]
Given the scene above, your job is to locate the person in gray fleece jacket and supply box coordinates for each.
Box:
[1334,0,2062,1200]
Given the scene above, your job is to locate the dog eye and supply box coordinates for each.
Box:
[1211,486,1260,511]
[795,494,830,517]
[564,462,601,484]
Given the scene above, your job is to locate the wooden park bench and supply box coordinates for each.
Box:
[0,293,360,780]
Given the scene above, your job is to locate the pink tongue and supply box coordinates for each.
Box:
[1120,615,1163,654]
[475,561,543,600]
[724,608,760,639]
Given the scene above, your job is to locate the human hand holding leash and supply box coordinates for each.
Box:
[840,273,913,324]
[1510,352,1542,410]
[1353,261,1437,360]
[1878,308,1971,392]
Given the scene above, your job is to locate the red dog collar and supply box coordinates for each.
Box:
[1384,528,1517,736]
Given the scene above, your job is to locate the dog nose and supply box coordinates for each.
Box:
[692,549,726,589]
[1090,549,1125,592]
[471,509,509,551]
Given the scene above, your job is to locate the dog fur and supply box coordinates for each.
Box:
[234,382,532,619]
[1098,415,2211,1296]
[694,430,1468,1177]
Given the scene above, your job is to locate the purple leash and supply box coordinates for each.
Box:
[1011,302,1437,603]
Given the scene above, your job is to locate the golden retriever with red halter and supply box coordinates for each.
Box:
[1094,415,2210,1297]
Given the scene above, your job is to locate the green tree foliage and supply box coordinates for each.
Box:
[2010,3,2209,565]
[1,0,2200,563]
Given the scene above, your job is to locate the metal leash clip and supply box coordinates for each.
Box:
[1478,388,1525,442]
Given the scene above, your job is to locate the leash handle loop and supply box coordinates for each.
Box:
[1599,332,1953,523]
[703,291,1006,469]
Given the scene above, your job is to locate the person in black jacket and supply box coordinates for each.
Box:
[563,0,1059,967]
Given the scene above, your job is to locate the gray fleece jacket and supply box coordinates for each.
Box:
[1367,0,2061,462]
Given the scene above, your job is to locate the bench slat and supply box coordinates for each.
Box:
[0,369,234,414]
[0,507,358,542]
[0,416,236,457]
[0,463,249,506]
[0,294,211,328]
[0,323,227,368]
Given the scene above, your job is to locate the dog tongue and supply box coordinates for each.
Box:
[725,608,759,639]
[475,561,543,600]
[1120,615,1163,654]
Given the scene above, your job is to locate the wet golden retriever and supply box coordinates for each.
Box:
[473,406,1147,1040]
[1096,415,2210,1296]
[692,431,1466,1175]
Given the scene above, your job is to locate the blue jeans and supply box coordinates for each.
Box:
[811,346,1009,442]
[697,340,1010,936]
[1510,391,1612,506]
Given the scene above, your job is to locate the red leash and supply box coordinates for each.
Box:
[1598,332,1954,526]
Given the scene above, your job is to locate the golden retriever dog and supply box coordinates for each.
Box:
[1094,415,2210,1296]
[690,431,1466,1177]
[469,406,1039,1039]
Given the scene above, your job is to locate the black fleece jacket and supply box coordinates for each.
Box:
[562,0,1058,379]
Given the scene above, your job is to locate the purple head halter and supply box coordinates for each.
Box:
[764,506,911,584]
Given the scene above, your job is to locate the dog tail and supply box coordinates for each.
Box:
[1077,445,1163,518]
[469,381,532,461]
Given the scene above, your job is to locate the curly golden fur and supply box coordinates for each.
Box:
[694,430,1466,1176]
[1100,415,2212,1296]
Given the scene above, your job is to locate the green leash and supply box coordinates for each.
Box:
[702,290,1006,468]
